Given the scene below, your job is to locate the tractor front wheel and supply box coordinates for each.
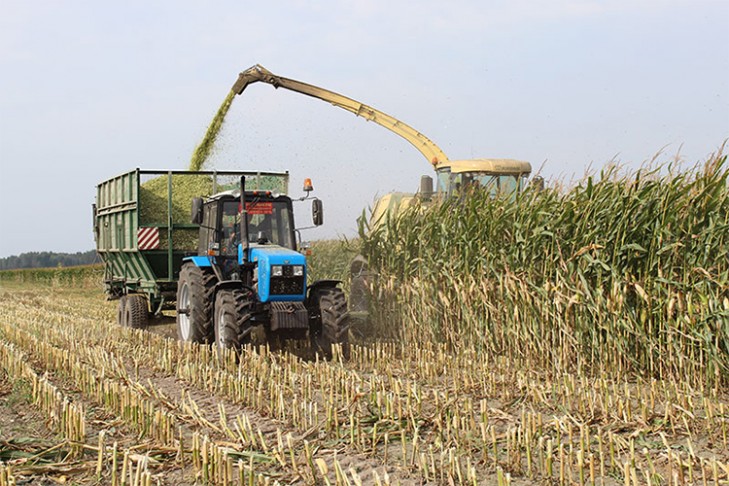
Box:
[310,287,350,360]
[214,289,253,361]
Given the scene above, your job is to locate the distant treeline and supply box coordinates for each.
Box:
[0,250,99,270]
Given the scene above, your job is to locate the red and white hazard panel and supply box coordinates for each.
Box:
[137,227,160,250]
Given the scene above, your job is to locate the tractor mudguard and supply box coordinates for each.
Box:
[183,256,213,267]
[307,279,341,297]
[214,280,255,300]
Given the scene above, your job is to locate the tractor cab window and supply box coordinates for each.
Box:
[247,213,272,243]
[222,199,295,250]
[198,204,219,256]
[220,203,240,256]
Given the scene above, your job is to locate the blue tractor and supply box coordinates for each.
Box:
[176,176,349,359]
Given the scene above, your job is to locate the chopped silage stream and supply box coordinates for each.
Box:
[137,88,237,249]
[189,90,237,172]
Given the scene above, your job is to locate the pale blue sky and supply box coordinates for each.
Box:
[1,0,727,257]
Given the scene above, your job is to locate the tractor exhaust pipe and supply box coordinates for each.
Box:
[240,176,249,263]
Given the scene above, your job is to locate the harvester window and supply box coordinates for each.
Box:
[435,170,450,194]
[455,172,522,198]
[496,175,518,194]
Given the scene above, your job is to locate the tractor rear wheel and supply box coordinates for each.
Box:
[310,287,350,360]
[176,264,216,343]
[214,289,253,361]
[124,294,149,329]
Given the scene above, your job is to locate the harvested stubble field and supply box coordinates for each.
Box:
[1,278,727,486]
[1,156,728,485]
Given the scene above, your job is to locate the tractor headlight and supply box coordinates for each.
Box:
[271,265,283,277]
[292,265,304,277]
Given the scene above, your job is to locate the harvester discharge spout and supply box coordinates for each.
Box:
[232,64,278,95]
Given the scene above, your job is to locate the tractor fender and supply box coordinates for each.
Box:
[183,255,213,267]
[307,280,341,297]
[214,280,255,299]
[307,280,342,304]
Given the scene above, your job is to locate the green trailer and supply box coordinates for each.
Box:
[93,169,289,327]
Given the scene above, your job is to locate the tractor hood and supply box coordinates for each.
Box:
[249,245,307,303]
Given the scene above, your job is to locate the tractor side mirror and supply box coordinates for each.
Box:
[312,199,323,226]
[191,197,203,224]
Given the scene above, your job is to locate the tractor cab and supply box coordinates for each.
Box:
[193,192,297,277]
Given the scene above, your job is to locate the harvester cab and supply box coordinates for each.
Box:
[177,176,350,359]
[434,159,532,199]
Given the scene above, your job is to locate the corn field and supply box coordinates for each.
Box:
[1,155,728,485]
[362,153,729,389]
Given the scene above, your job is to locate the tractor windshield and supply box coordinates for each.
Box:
[221,199,294,251]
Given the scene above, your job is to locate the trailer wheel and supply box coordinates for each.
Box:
[310,288,350,360]
[214,289,253,361]
[124,294,149,330]
[117,296,127,327]
[176,264,216,343]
